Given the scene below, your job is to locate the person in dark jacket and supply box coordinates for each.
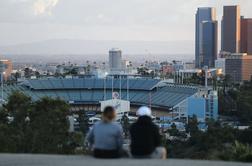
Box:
[130,106,166,159]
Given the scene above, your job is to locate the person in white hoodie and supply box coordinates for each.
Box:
[130,106,167,159]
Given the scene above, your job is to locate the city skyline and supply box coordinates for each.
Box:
[0,0,252,48]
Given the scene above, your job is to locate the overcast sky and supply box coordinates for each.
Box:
[0,0,252,46]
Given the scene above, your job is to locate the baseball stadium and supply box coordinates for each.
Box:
[1,77,200,117]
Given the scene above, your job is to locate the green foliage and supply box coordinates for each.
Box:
[29,97,70,153]
[167,119,252,162]
[5,91,32,127]
[167,123,179,136]
[121,114,130,138]
[219,80,252,122]
[236,84,252,123]
[65,132,86,154]
[236,126,252,144]
[0,124,19,152]
[184,73,204,85]
[1,91,33,152]
[0,107,8,124]
[77,111,89,136]
[0,92,78,154]
[230,141,252,162]
[186,115,199,137]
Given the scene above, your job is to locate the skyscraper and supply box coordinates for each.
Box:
[241,17,252,55]
[201,21,218,68]
[0,59,13,81]
[195,7,217,68]
[221,5,241,53]
[109,48,122,71]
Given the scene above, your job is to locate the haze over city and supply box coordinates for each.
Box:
[0,0,252,59]
[1,0,252,165]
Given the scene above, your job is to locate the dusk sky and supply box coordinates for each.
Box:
[0,0,252,46]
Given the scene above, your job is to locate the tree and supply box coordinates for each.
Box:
[5,91,32,128]
[13,72,21,82]
[222,74,232,93]
[121,114,130,138]
[35,71,40,78]
[186,115,199,137]
[24,68,33,78]
[0,107,12,152]
[77,110,89,136]
[0,107,8,124]
[235,80,252,123]
[168,123,179,136]
[231,141,252,162]
[237,126,252,144]
[4,91,32,152]
[212,75,218,90]
[0,92,93,154]
[29,97,70,153]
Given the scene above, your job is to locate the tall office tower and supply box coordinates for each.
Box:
[221,5,241,53]
[195,7,216,68]
[0,59,13,81]
[241,17,252,54]
[201,21,218,68]
[109,48,122,71]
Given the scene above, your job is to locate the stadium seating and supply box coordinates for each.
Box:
[1,78,198,109]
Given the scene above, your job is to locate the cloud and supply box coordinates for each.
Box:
[0,0,252,46]
[33,0,59,16]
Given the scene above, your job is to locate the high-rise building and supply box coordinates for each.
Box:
[195,7,216,68]
[241,17,252,54]
[0,59,13,81]
[225,53,252,82]
[109,48,122,71]
[221,5,241,53]
[201,21,218,68]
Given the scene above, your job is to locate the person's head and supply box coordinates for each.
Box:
[102,106,116,122]
[136,106,152,118]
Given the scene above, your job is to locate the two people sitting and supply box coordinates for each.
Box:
[86,106,167,159]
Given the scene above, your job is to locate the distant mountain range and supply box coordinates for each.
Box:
[0,39,194,63]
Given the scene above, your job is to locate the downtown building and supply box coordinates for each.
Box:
[195,7,217,69]
[220,5,252,83]
[225,53,252,83]
[109,48,122,72]
[0,59,13,81]
[221,5,241,53]
[240,17,252,55]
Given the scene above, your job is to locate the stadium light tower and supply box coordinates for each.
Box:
[126,75,129,101]
[204,66,209,88]
[111,75,114,99]
[119,75,122,100]
[103,72,109,101]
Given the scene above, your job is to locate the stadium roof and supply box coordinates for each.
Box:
[2,78,198,109]
[22,78,160,91]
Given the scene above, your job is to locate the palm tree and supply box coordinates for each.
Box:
[222,74,231,93]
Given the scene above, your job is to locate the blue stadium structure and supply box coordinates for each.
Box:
[2,78,199,113]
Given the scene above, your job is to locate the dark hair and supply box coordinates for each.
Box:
[103,106,116,122]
